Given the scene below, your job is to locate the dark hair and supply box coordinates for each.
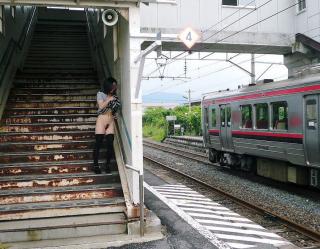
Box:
[103,77,118,94]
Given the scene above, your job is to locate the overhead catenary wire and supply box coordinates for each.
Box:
[144,0,309,79]
[144,1,317,95]
[144,0,267,76]
[145,27,320,95]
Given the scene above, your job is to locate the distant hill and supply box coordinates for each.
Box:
[143,92,186,104]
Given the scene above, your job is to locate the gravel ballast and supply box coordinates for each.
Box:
[144,145,320,233]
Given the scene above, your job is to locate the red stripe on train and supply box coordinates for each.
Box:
[211,84,320,104]
[232,130,303,139]
[208,129,220,134]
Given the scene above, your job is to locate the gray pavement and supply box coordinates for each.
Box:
[109,169,219,249]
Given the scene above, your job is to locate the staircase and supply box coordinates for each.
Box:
[0,20,127,243]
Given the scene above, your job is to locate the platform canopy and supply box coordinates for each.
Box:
[0,0,176,7]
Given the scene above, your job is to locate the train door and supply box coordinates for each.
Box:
[305,95,320,166]
[220,105,233,150]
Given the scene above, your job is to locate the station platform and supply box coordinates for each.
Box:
[136,168,297,249]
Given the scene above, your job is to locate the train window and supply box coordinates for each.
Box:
[204,107,209,127]
[306,100,317,129]
[221,108,225,127]
[211,108,217,127]
[240,105,252,129]
[272,102,288,130]
[226,107,231,127]
[222,0,237,6]
[255,103,269,129]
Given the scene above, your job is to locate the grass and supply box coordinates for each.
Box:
[143,125,166,142]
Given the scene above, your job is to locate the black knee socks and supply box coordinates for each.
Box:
[93,134,104,167]
[105,134,114,166]
[93,134,114,170]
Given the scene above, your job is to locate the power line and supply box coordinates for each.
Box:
[144,0,301,78]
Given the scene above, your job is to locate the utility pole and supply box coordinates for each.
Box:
[251,54,256,84]
[188,89,191,112]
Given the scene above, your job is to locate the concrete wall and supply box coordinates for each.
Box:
[140,0,294,34]
[114,7,143,204]
[294,0,320,41]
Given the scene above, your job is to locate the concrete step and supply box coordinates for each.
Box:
[0,148,102,164]
[0,212,127,243]
[0,172,119,190]
[20,69,95,75]
[0,130,95,142]
[4,107,97,116]
[13,79,98,84]
[0,158,117,176]
[15,73,97,79]
[2,114,97,124]
[0,139,94,152]
[9,93,96,101]
[23,64,94,69]
[0,197,126,221]
[11,88,98,95]
[23,62,93,68]
[0,183,123,205]
[6,100,96,108]
[0,160,96,176]
[0,122,95,133]
[0,172,120,190]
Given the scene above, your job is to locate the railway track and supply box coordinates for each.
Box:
[143,141,320,248]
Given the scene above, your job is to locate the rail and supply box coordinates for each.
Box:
[0,6,37,119]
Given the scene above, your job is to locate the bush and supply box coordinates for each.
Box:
[142,105,202,141]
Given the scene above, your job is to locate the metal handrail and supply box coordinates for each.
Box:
[125,164,144,237]
[85,9,112,78]
[0,7,37,118]
[0,7,36,83]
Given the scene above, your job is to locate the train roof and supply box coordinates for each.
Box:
[202,73,320,102]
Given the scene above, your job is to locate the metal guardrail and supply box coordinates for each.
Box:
[125,164,144,237]
[0,6,37,119]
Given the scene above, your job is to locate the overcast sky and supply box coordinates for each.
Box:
[141,52,288,102]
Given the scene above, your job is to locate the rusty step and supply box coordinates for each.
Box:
[19,69,95,75]
[11,88,98,95]
[0,183,123,205]
[0,160,95,176]
[0,139,95,152]
[23,64,94,70]
[0,122,95,133]
[9,94,96,102]
[15,74,96,79]
[0,130,95,142]
[0,172,120,190]
[0,149,103,164]
[0,158,117,176]
[6,101,96,109]
[13,78,98,84]
[2,114,97,124]
[0,197,125,221]
[4,107,97,116]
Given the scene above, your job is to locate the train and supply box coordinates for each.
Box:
[201,73,320,189]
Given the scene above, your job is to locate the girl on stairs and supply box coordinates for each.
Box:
[93,77,121,174]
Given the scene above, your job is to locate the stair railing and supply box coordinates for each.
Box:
[0,6,37,119]
[85,9,112,81]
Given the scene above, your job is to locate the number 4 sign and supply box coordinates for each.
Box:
[178,27,201,49]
